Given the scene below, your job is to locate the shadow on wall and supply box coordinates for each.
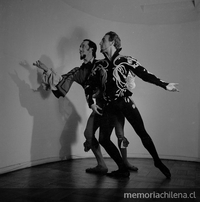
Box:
[55,26,88,157]
[57,27,88,68]
[9,27,88,164]
[58,97,81,160]
[9,57,81,164]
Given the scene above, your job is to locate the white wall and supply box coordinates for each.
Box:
[0,0,200,174]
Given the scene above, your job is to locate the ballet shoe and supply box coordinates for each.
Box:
[154,161,171,179]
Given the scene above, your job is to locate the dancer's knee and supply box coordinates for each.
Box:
[83,137,99,152]
[118,137,129,148]
[84,128,92,140]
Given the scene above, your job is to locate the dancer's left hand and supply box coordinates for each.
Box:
[166,83,179,92]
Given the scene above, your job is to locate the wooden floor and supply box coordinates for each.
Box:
[0,158,200,202]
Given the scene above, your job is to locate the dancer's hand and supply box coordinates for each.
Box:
[91,104,103,115]
[166,83,179,92]
[33,60,48,72]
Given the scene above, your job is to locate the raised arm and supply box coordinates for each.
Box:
[33,60,80,98]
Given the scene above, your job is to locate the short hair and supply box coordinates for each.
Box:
[105,31,121,50]
[83,39,97,58]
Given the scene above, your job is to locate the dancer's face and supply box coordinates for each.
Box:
[99,34,112,54]
[79,41,91,60]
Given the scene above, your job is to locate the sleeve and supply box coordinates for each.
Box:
[71,67,85,85]
[41,69,62,91]
[84,66,101,108]
[127,57,168,89]
[52,67,80,98]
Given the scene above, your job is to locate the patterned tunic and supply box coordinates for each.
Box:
[85,50,168,107]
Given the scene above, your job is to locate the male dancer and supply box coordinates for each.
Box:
[34,39,137,175]
[85,31,179,178]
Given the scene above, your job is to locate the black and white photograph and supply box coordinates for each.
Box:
[0,0,200,201]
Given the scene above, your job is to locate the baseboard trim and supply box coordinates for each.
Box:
[0,157,61,175]
[0,154,199,175]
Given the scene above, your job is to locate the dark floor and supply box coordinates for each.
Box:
[0,158,200,202]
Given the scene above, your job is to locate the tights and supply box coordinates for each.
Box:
[99,97,161,168]
[84,109,128,170]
